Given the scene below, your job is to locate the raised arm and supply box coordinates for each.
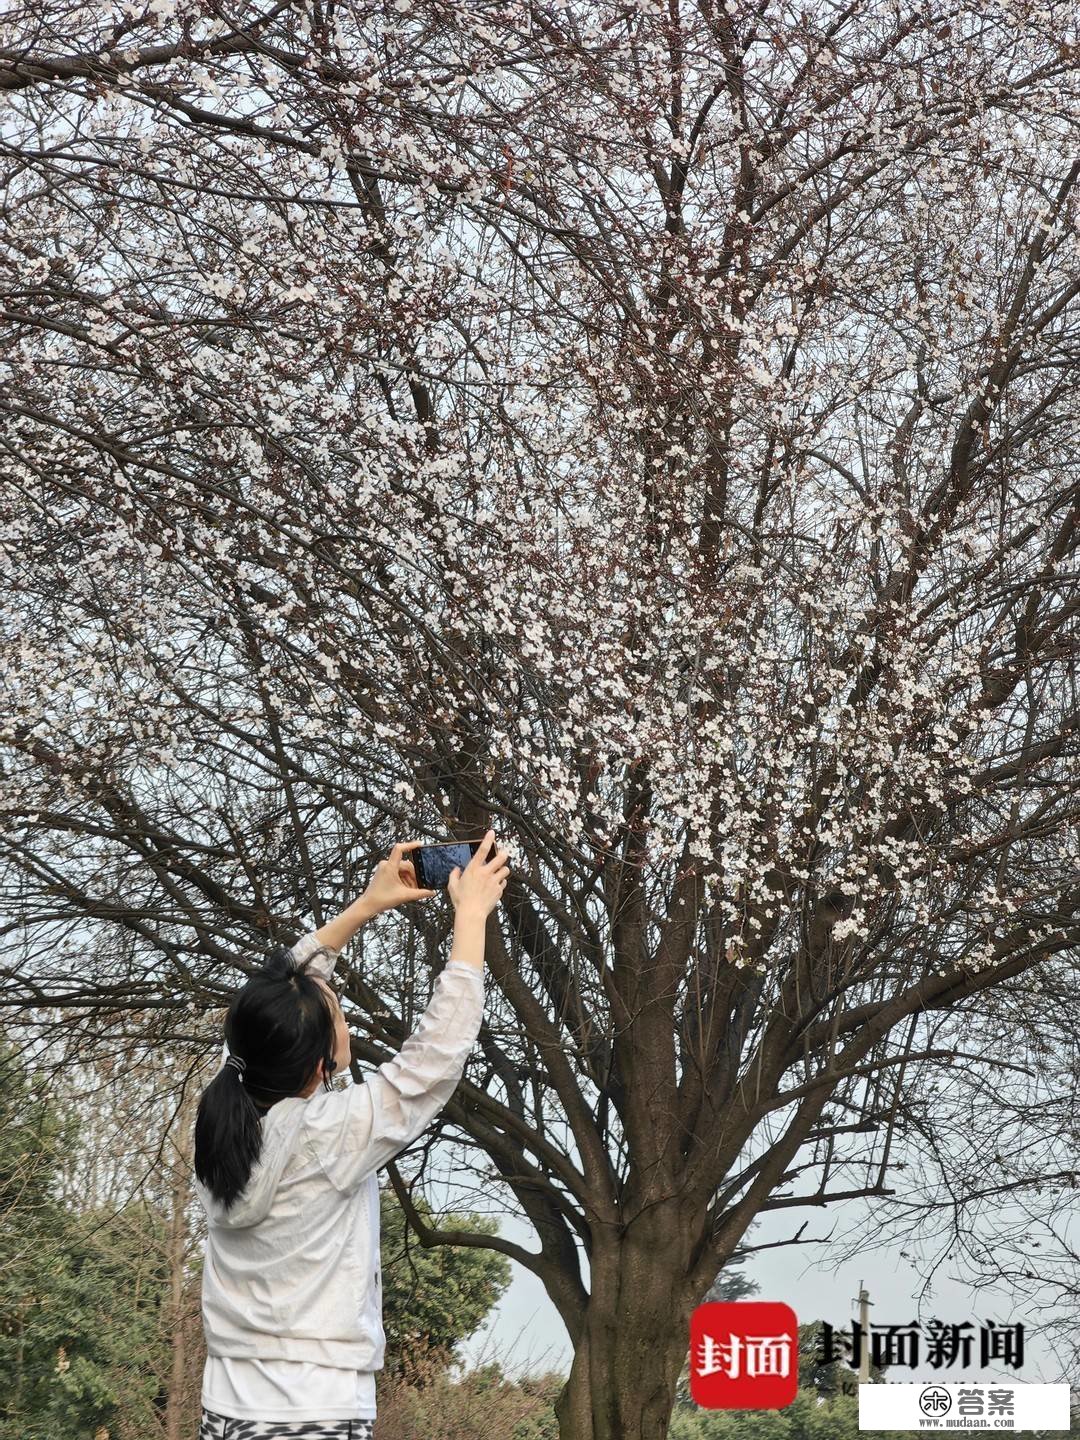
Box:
[311,892,382,958]
[311,907,488,1191]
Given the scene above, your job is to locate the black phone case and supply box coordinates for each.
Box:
[414,840,487,890]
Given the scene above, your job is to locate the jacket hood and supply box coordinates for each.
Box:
[195,1095,308,1228]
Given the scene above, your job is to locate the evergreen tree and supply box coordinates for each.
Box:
[379,1183,512,1387]
[0,1034,172,1440]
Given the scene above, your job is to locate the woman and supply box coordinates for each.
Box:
[193,830,509,1440]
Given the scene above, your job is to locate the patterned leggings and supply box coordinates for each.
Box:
[198,1407,375,1439]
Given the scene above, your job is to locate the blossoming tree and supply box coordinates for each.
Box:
[1,1,1078,1436]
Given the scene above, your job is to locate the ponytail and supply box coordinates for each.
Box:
[194,943,338,1212]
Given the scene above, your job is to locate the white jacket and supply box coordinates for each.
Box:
[195,931,485,1372]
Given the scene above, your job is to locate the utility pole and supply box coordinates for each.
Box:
[854,1281,873,1384]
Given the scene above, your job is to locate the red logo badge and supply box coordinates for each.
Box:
[689,1301,799,1409]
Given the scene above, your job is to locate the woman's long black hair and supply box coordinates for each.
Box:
[194,943,339,1213]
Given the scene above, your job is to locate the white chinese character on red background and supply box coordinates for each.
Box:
[695,1331,794,1380]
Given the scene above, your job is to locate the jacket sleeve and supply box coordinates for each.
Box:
[312,959,485,1194]
[220,929,341,1068]
[284,928,341,981]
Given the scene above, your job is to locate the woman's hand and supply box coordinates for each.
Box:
[447,829,509,919]
[361,839,437,915]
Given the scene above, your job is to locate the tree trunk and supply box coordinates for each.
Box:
[553,1209,702,1440]
[164,1087,195,1440]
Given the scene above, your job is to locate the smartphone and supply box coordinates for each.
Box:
[414,840,492,891]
